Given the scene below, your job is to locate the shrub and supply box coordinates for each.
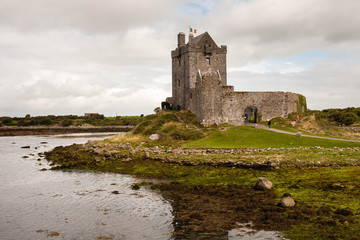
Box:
[342,112,359,126]
[2,118,13,126]
[161,102,171,110]
[61,119,73,127]
[40,117,53,126]
[154,107,161,113]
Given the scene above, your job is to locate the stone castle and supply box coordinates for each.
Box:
[166,32,306,125]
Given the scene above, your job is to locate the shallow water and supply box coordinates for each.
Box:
[0,133,286,240]
[0,133,173,240]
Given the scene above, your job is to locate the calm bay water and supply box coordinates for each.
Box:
[0,133,285,240]
[0,133,173,240]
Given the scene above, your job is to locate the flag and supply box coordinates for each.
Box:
[190,27,197,34]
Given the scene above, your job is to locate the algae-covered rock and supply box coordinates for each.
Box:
[280,196,295,208]
[254,177,273,191]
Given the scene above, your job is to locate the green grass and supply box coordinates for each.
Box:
[184,126,360,148]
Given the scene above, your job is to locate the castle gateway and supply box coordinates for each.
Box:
[167,32,306,125]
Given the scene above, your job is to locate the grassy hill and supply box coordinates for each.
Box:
[184,126,360,149]
[108,110,360,148]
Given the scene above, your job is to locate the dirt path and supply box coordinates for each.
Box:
[253,124,360,143]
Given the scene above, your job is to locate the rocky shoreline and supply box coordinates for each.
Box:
[0,126,133,136]
[81,141,360,170]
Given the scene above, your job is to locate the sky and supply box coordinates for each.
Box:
[0,0,359,117]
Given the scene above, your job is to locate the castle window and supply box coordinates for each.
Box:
[190,93,192,99]
[178,58,181,67]
[206,57,210,65]
[178,79,180,87]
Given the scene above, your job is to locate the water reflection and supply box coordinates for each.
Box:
[0,133,173,240]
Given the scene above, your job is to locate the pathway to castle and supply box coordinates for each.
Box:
[252,124,360,143]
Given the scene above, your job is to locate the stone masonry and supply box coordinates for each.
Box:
[167,32,306,125]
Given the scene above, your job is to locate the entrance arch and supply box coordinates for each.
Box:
[243,106,258,123]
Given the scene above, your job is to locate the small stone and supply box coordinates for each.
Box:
[144,152,150,158]
[280,196,295,207]
[93,148,104,155]
[254,177,273,191]
[109,150,120,156]
[296,132,302,137]
[131,183,140,190]
[149,134,161,141]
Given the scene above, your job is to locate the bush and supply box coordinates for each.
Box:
[61,119,73,127]
[2,118,13,126]
[17,120,30,127]
[40,117,53,126]
[161,102,171,110]
[342,112,359,126]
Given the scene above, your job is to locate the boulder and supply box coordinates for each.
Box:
[296,132,302,137]
[280,196,295,207]
[149,134,161,141]
[254,177,273,191]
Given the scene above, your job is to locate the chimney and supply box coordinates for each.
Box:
[178,32,185,48]
[189,33,194,42]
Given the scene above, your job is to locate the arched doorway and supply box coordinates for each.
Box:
[243,107,258,123]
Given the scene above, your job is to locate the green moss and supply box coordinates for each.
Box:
[297,94,307,113]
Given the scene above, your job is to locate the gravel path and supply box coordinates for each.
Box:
[252,124,360,143]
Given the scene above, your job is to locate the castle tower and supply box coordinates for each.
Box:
[171,32,227,114]
[168,31,306,126]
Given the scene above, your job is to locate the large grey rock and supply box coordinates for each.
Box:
[280,196,295,207]
[149,134,161,141]
[254,177,273,191]
[296,132,302,137]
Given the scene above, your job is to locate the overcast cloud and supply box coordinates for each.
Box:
[0,0,359,117]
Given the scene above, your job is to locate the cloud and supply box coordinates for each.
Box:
[0,0,359,117]
[0,0,178,33]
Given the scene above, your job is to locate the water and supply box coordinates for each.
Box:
[0,133,173,240]
[0,133,286,240]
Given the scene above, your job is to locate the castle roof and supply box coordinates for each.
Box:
[190,32,207,44]
[189,32,218,48]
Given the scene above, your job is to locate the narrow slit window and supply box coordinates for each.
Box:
[206,57,210,65]
[178,79,180,87]
[190,93,192,99]
[178,58,181,67]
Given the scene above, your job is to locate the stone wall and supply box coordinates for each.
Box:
[222,91,301,125]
